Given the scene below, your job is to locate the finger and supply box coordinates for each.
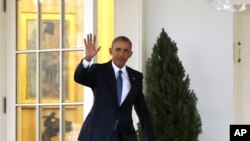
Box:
[93,46,101,56]
[90,33,92,43]
[97,46,101,52]
[87,34,90,43]
[84,39,87,47]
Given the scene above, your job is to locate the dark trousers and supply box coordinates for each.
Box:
[110,129,123,141]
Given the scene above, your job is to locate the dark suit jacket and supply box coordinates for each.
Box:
[74,60,155,141]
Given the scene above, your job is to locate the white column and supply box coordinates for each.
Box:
[114,0,145,72]
[6,0,16,140]
[83,0,96,119]
[0,0,5,139]
[114,0,145,129]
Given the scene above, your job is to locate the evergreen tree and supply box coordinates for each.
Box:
[138,29,202,141]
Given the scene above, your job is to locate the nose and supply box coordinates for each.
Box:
[118,50,125,57]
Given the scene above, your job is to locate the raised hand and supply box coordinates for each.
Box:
[84,33,101,61]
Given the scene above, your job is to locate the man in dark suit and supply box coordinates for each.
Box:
[74,34,155,141]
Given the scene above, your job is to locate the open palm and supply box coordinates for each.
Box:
[84,34,101,61]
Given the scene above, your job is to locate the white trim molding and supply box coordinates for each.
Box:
[6,0,16,141]
[0,0,6,140]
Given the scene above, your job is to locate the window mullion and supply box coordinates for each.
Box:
[36,0,41,141]
[59,0,65,141]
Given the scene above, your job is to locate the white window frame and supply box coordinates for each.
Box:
[0,0,6,140]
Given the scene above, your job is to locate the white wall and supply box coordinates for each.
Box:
[146,0,233,141]
[114,0,144,71]
[115,1,234,140]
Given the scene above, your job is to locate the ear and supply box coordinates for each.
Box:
[129,51,133,58]
[109,48,112,55]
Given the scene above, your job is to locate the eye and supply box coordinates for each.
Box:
[124,49,130,53]
[115,48,121,52]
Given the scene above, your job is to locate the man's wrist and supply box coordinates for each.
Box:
[84,57,92,62]
[82,59,91,68]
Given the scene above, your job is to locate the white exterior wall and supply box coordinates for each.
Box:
[115,0,234,141]
[145,0,233,141]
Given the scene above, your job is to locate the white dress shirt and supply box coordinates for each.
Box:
[82,59,131,105]
[111,61,131,105]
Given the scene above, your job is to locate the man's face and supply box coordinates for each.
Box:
[109,40,133,68]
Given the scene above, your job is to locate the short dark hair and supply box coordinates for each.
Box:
[112,36,132,48]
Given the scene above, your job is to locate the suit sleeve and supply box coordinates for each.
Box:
[74,59,96,88]
[134,74,156,141]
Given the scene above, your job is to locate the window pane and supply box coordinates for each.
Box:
[63,106,83,141]
[41,106,60,141]
[17,0,37,51]
[64,0,84,48]
[17,53,37,104]
[40,0,60,50]
[40,19,60,49]
[39,52,60,103]
[17,106,36,141]
[62,51,84,102]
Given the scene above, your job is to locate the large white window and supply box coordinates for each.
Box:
[6,0,95,140]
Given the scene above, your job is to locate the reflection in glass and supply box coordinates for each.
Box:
[17,53,37,104]
[64,0,84,48]
[17,106,36,141]
[40,52,60,103]
[40,0,60,50]
[41,106,60,141]
[63,106,83,141]
[26,19,38,50]
[40,20,60,49]
[17,0,37,51]
[62,51,84,102]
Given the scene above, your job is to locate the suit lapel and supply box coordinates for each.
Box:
[120,67,137,107]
